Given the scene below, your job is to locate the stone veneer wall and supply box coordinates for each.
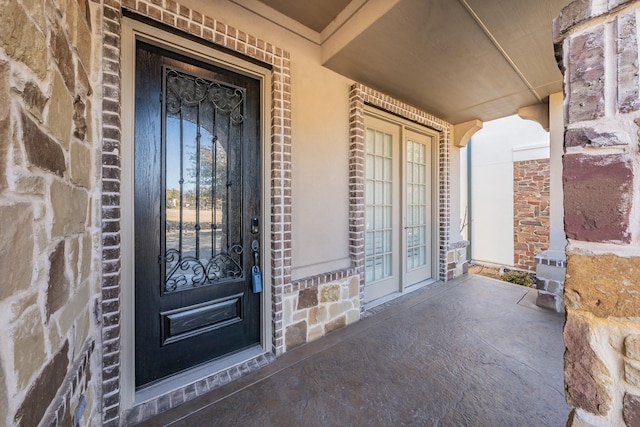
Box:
[555,1,640,425]
[0,0,101,426]
[283,276,360,350]
[513,158,550,271]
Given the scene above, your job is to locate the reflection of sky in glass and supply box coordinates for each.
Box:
[166,116,215,193]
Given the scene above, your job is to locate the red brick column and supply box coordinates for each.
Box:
[555,1,640,425]
[513,159,550,270]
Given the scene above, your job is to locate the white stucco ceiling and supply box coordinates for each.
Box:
[256,0,570,124]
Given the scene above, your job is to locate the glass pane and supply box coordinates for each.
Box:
[383,229,392,252]
[375,131,383,155]
[374,256,383,280]
[364,126,394,284]
[365,206,373,231]
[365,231,374,255]
[375,181,383,205]
[365,257,374,282]
[375,156,383,180]
[384,135,392,157]
[383,158,392,181]
[366,181,374,207]
[405,139,431,272]
[414,186,421,207]
[366,129,375,154]
[384,206,392,228]
[383,254,392,277]
[384,182,392,204]
[163,68,245,293]
[375,206,383,230]
[366,154,374,180]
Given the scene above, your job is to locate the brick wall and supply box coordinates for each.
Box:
[100,0,294,423]
[554,1,640,425]
[513,159,550,270]
[348,84,457,286]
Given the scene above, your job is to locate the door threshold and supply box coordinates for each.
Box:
[135,344,265,404]
[364,278,438,311]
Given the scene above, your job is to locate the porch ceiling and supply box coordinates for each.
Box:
[256,0,570,124]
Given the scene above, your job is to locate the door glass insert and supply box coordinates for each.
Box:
[365,128,393,283]
[406,139,427,270]
[163,68,246,293]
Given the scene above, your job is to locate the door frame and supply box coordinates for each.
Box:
[120,18,273,409]
[401,127,437,288]
[363,108,439,306]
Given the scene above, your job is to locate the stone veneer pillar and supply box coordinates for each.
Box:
[0,0,99,425]
[513,158,550,271]
[555,1,640,425]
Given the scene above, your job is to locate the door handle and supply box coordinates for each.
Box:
[251,239,260,267]
[251,239,262,293]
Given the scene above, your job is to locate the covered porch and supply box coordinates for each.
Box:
[134,274,568,426]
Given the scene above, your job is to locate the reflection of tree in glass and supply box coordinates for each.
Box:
[186,140,227,211]
[166,188,180,208]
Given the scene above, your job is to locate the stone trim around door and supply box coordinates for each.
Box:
[100,1,292,424]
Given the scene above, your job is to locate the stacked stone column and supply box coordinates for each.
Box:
[555,1,640,425]
[0,0,99,425]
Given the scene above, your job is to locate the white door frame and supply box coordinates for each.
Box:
[363,109,439,305]
[402,127,436,287]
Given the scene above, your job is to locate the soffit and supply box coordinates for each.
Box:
[254,0,570,124]
[256,0,353,33]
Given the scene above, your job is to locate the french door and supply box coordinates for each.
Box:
[364,113,435,303]
[134,42,261,388]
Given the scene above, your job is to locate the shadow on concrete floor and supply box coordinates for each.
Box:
[138,274,568,427]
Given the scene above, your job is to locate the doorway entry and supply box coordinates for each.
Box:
[133,41,262,388]
[364,112,437,304]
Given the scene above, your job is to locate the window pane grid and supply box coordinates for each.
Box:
[406,140,428,271]
[365,128,393,283]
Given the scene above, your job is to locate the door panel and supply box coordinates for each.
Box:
[134,42,261,388]
[364,114,435,304]
[403,129,433,287]
[364,117,401,302]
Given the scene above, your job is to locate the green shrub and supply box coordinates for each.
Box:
[501,271,534,287]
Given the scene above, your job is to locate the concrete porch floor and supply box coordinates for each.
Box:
[138,274,569,426]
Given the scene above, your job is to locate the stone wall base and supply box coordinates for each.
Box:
[535,250,566,313]
[447,241,469,280]
[283,276,361,351]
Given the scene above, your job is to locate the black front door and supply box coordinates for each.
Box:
[134,42,261,388]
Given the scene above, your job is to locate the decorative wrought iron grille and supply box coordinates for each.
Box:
[162,67,246,293]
